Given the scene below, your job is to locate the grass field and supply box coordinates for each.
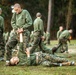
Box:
[0,40,76,75]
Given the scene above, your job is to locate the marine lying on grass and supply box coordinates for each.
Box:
[7,48,76,67]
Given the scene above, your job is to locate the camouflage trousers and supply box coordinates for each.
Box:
[57,38,68,53]
[0,33,5,58]
[44,37,50,45]
[5,30,30,61]
[34,52,68,66]
[30,32,52,54]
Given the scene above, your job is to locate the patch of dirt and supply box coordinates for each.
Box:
[68,49,76,54]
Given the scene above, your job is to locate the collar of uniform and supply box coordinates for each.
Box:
[20,9,23,13]
[17,9,23,14]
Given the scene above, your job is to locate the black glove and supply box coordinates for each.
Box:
[52,47,57,54]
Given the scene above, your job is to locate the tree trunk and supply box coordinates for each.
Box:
[47,0,53,32]
[66,0,73,29]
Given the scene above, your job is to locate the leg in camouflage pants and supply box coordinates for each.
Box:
[59,38,68,53]
[34,52,72,66]
[30,32,52,54]
[0,33,5,60]
[5,30,30,61]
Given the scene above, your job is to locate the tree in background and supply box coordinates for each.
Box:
[47,0,52,32]
[0,0,76,39]
[47,0,54,32]
[66,0,73,29]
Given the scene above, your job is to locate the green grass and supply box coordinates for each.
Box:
[0,62,76,75]
[50,40,76,45]
[49,40,76,49]
[0,40,76,75]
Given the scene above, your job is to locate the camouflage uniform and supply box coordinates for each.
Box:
[3,32,9,44]
[0,14,5,60]
[17,51,68,66]
[29,17,52,54]
[58,30,71,53]
[5,9,32,61]
[44,32,50,45]
[30,31,34,42]
[57,30,63,53]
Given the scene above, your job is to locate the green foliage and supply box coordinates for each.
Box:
[0,4,9,18]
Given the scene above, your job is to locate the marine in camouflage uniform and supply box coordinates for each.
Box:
[0,8,5,61]
[57,29,72,53]
[29,12,52,54]
[56,26,64,52]
[11,48,75,66]
[57,26,63,40]
[5,3,32,64]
